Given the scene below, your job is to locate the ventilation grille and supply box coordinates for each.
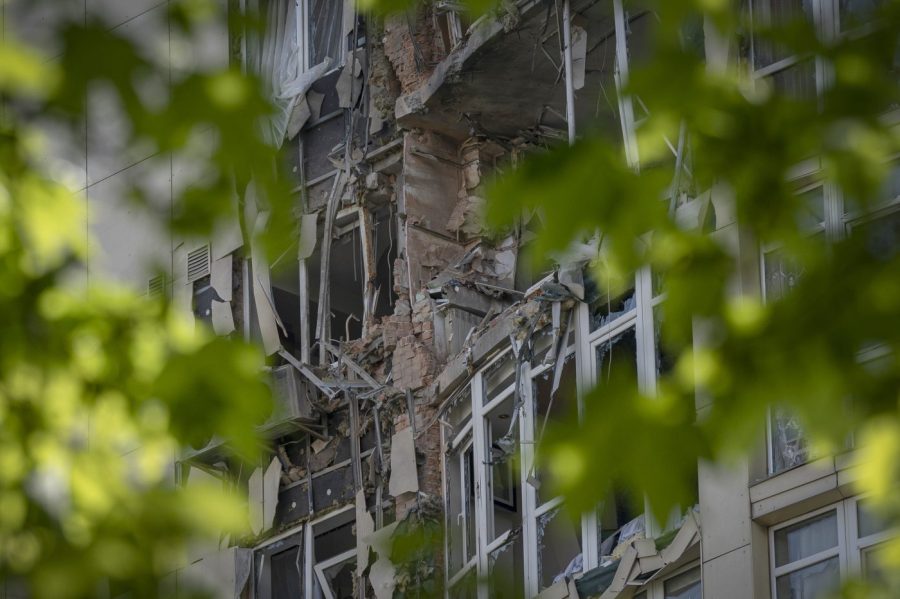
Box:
[148,275,165,297]
[187,245,211,282]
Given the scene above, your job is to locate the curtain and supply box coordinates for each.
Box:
[248,0,332,147]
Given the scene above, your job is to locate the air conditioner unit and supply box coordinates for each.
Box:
[269,364,316,423]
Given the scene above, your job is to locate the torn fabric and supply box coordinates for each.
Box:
[247,0,332,147]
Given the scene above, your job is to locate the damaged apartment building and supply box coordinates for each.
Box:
[17,0,900,598]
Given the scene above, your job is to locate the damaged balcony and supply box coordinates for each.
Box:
[394,0,654,143]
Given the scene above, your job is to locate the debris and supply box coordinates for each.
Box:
[388,427,418,497]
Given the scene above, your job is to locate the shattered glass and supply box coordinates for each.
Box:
[763,247,805,301]
[536,507,582,591]
[486,395,520,542]
[771,407,810,473]
[488,529,524,598]
[588,287,637,332]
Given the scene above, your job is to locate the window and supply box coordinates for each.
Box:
[764,163,900,474]
[633,565,702,599]
[769,498,895,598]
[750,0,888,98]
[438,264,666,596]
[252,506,356,599]
[304,0,343,69]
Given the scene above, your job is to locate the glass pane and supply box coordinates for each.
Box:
[446,437,475,576]
[595,328,638,386]
[752,0,814,68]
[768,60,817,100]
[321,556,355,599]
[770,407,810,473]
[449,569,478,599]
[857,499,891,539]
[533,353,577,506]
[598,494,643,558]
[587,275,637,332]
[464,446,477,563]
[308,0,343,67]
[486,395,520,543]
[664,567,702,599]
[537,507,582,591]
[775,556,840,599]
[654,307,677,378]
[763,248,805,301]
[853,209,900,261]
[796,186,826,230]
[863,543,888,583]
[488,529,525,599]
[774,510,839,567]
[839,0,883,31]
[271,546,303,599]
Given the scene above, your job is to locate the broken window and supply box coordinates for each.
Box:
[750,0,814,70]
[532,352,576,507]
[838,0,884,32]
[252,506,356,599]
[254,530,304,599]
[488,531,525,599]
[586,272,637,332]
[305,0,343,69]
[445,433,477,579]
[486,392,519,543]
[537,507,582,591]
[309,508,356,599]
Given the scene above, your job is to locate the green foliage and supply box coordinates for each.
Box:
[484,0,900,589]
[0,1,282,597]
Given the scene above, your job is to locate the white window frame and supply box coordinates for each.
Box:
[439,260,664,598]
[297,0,351,74]
[633,562,702,599]
[252,503,356,599]
[763,159,900,474]
[768,496,897,598]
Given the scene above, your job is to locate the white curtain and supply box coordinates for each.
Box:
[249,0,332,147]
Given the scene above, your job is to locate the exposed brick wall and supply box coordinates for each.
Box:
[383,5,446,95]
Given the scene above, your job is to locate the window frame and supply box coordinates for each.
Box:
[252,503,356,599]
[633,562,702,599]
[762,159,900,475]
[767,496,896,598]
[297,0,350,74]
